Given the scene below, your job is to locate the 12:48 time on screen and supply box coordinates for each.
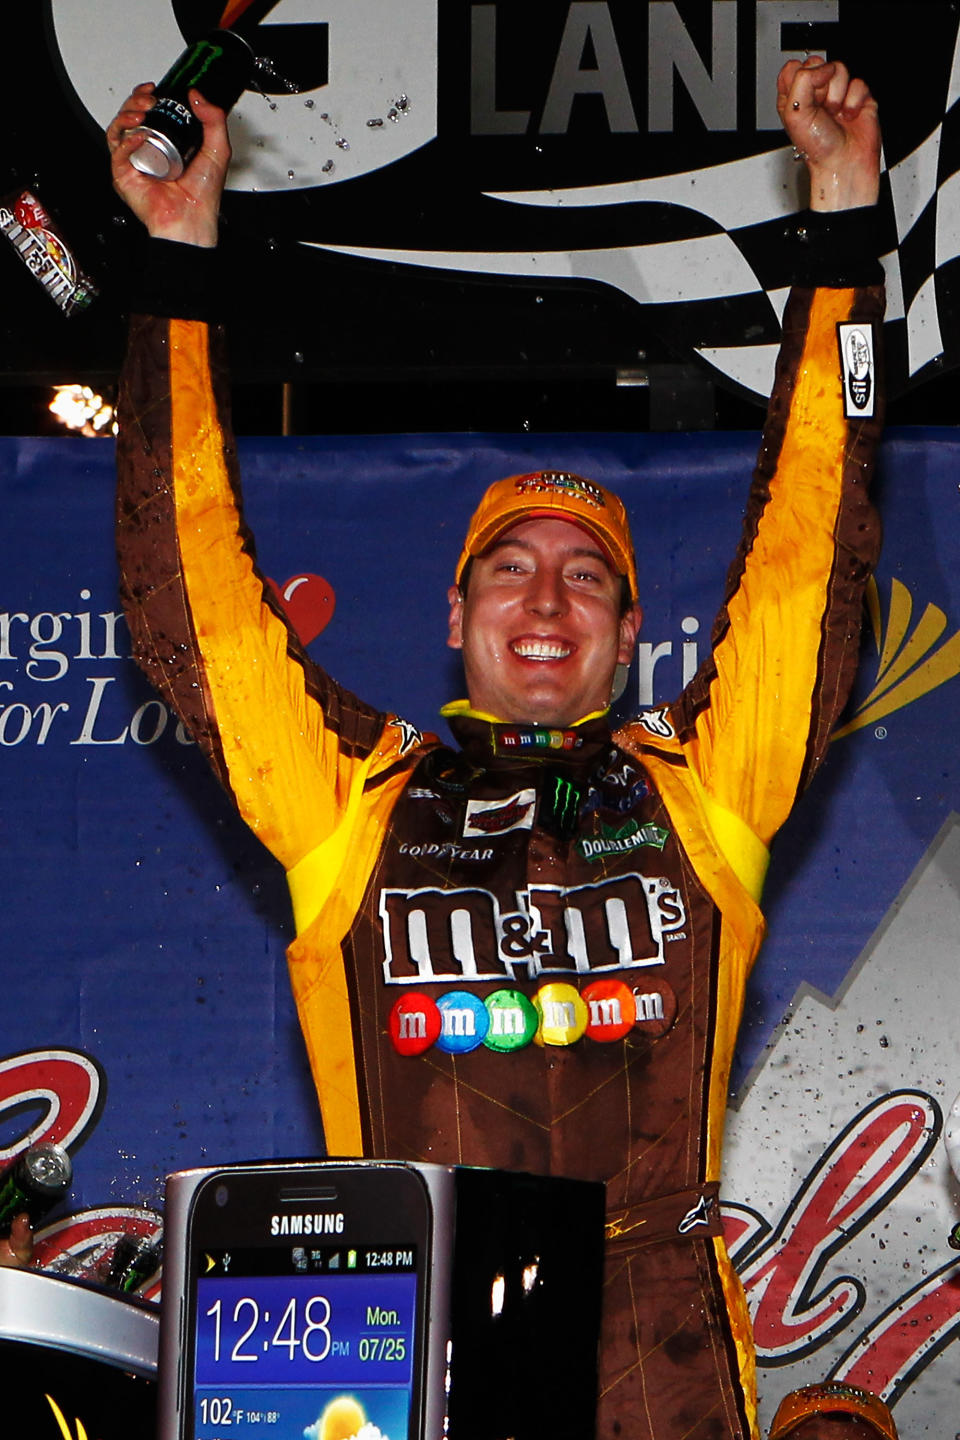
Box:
[207,1294,334,1362]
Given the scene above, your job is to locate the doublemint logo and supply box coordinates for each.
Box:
[577,820,669,863]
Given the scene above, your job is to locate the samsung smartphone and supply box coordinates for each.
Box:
[160,1162,433,1440]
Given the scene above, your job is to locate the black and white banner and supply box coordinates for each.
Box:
[7,1,960,404]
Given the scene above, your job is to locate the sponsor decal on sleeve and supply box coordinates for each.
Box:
[388,715,424,755]
[635,707,676,740]
[838,322,876,419]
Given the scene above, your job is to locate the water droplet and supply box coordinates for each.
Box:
[293,352,304,364]
[253,56,300,94]
[336,137,350,151]
[322,160,335,174]
[304,98,315,109]
[287,169,295,179]
[367,117,384,128]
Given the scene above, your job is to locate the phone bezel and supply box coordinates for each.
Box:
[175,1162,433,1440]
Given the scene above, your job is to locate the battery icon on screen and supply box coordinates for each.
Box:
[347,1250,357,1269]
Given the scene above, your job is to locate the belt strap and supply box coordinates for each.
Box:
[605,1182,723,1253]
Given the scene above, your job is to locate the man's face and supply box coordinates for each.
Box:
[447,516,642,726]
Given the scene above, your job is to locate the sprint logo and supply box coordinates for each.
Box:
[833,576,960,738]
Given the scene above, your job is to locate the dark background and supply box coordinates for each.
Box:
[5,0,960,436]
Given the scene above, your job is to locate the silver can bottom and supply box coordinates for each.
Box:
[127,127,184,182]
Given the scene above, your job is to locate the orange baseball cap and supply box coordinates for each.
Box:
[769,1383,898,1440]
[455,470,638,602]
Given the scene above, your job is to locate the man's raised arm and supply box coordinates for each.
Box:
[624,58,885,900]
[108,83,407,883]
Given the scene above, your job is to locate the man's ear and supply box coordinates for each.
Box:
[617,602,643,663]
[447,584,464,651]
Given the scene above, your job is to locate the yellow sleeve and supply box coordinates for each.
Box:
[116,315,425,880]
[672,284,884,867]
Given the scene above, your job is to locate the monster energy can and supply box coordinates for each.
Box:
[128,30,255,181]
[0,1142,72,1235]
[104,1227,164,1293]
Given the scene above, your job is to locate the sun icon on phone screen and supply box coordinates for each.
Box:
[311,1395,388,1440]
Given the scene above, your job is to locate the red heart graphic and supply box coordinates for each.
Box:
[267,573,336,647]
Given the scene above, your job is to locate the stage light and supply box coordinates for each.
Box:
[48,384,116,437]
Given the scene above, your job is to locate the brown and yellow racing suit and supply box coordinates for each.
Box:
[116,230,883,1438]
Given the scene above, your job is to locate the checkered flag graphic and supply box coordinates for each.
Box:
[307,16,960,406]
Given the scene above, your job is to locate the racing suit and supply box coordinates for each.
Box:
[116,220,884,1439]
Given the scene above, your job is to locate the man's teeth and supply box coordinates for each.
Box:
[511,640,572,660]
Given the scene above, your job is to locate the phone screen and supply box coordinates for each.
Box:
[180,1167,431,1440]
[194,1246,418,1440]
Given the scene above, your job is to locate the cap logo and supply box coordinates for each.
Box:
[514,472,606,510]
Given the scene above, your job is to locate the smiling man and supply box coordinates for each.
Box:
[110,55,886,1440]
[448,480,642,726]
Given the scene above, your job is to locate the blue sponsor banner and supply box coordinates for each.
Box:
[1,429,959,1413]
[1,427,957,1190]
